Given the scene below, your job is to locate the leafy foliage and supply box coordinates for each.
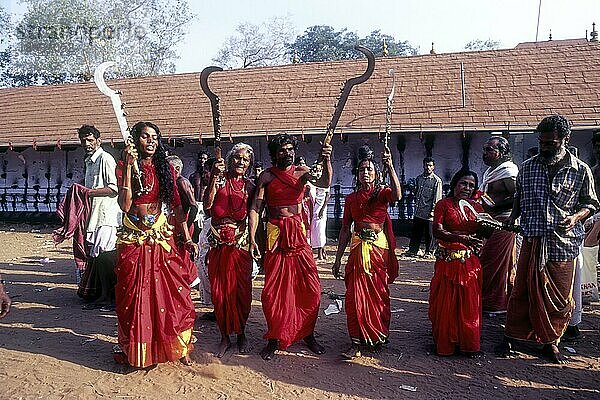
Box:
[464,39,501,51]
[358,30,418,57]
[3,0,194,87]
[288,26,418,63]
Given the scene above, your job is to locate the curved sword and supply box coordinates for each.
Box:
[94,62,145,195]
[323,45,376,147]
[200,66,223,159]
[381,69,396,182]
[94,62,129,140]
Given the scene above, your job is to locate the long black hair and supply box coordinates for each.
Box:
[353,145,383,202]
[448,169,478,198]
[129,121,174,205]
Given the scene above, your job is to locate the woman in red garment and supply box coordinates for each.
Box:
[332,145,401,358]
[428,169,484,357]
[204,143,255,358]
[115,121,198,368]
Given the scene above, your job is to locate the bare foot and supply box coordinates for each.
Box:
[494,338,514,358]
[304,334,325,355]
[237,333,250,354]
[341,344,362,359]
[543,343,566,364]
[180,355,193,365]
[215,336,231,358]
[260,339,278,360]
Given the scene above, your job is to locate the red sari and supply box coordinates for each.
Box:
[206,177,253,336]
[428,197,483,355]
[342,187,399,345]
[115,162,195,368]
[262,166,321,349]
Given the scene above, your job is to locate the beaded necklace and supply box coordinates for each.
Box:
[227,178,247,213]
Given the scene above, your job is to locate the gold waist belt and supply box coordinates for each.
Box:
[437,247,472,263]
[117,213,173,252]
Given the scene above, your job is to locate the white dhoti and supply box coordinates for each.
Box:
[310,211,327,248]
[86,226,117,258]
[195,217,212,305]
[309,184,329,248]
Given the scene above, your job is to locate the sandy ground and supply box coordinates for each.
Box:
[0,223,598,400]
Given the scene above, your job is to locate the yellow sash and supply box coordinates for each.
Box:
[350,230,388,276]
[266,220,306,251]
[117,213,173,252]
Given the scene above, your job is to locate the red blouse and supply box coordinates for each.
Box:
[342,187,394,226]
[116,160,181,209]
[266,166,305,206]
[211,178,250,222]
[433,197,482,250]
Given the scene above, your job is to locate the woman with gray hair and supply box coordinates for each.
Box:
[203,142,256,357]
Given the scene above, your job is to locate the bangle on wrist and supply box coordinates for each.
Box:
[120,186,129,190]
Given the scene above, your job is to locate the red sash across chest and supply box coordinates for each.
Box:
[266,166,304,206]
[344,188,392,226]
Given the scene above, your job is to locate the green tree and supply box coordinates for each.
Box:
[287,25,358,63]
[0,5,14,86]
[213,16,295,68]
[6,0,194,86]
[464,39,501,51]
[288,26,417,63]
[359,30,418,57]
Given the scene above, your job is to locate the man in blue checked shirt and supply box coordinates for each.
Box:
[496,115,599,364]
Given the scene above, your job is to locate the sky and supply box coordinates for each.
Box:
[2,0,599,73]
[174,0,599,72]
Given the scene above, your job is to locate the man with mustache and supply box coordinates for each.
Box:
[249,133,332,360]
[497,115,599,363]
[77,125,120,309]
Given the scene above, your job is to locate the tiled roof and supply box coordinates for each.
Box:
[1,40,599,148]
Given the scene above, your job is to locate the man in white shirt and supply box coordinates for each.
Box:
[78,125,121,309]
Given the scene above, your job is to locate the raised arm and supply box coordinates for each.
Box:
[382,147,401,201]
[312,143,333,188]
[203,158,225,214]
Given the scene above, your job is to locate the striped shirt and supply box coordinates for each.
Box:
[516,151,599,261]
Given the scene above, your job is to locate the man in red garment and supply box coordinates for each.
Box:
[249,133,332,360]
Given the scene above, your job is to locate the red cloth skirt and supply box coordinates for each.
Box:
[207,244,252,335]
[115,238,196,368]
[345,244,391,345]
[262,215,321,349]
[428,254,482,355]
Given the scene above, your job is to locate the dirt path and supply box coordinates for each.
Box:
[0,223,598,399]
